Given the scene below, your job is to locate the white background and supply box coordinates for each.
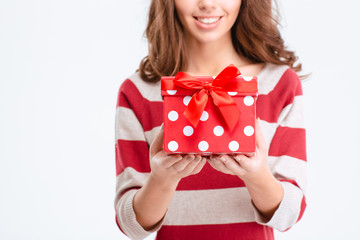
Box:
[1,0,360,239]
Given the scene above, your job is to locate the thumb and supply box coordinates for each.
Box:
[255,117,267,153]
[150,124,164,157]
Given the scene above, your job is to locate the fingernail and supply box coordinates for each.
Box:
[219,156,226,162]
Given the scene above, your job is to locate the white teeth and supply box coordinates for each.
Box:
[196,17,220,24]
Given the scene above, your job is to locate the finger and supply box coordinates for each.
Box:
[181,155,204,175]
[220,155,247,176]
[160,152,183,168]
[234,154,250,173]
[150,125,164,157]
[191,157,207,175]
[255,118,268,153]
[170,154,195,172]
[209,156,232,174]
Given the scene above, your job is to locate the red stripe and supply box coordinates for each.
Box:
[279,179,300,188]
[156,222,274,240]
[177,162,246,190]
[297,195,307,222]
[116,141,246,190]
[141,101,163,131]
[116,79,132,108]
[268,126,306,161]
[117,79,163,131]
[256,68,303,123]
[117,79,140,108]
[116,140,150,175]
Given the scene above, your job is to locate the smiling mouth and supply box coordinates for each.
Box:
[194,17,222,24]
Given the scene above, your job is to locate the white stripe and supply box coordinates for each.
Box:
[128,72,163,102]
[257,63,289,95]
[144,126,162,146]
[116,190,157,239]
[254,181,304,231]
[115,166,306,229]
[164,187,255,225]
[278,95,306,128]
[115,107,146,142]
[114,168,154,239]
[259,119,278,149]
[268,156,307,194]
[115,169,256,226]
[114,167,149,204]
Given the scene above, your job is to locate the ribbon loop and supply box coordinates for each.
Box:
[172,64,242,130]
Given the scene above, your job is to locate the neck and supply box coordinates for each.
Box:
[183,33,251,76]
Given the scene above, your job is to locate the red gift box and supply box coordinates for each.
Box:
[161,65,258,155]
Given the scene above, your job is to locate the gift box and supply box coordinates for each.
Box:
[161,64,258,155]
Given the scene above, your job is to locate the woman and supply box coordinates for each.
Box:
[114,0,307,239]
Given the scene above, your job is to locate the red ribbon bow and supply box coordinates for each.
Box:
[173,64,242,130]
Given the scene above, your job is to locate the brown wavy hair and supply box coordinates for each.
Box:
[139,0,302,82]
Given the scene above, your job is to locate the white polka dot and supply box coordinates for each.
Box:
[198,141,209,151]
[213,126,224,136]
[227,91,237,96]
[183,96,192,106]
[168,111,178,121]
[243,96,254,106]
[243,76,253,81]
[229,141,240,151]
[200,111,209,121]
[183,126,194,136]
[167,90,177,95]
[244,125,254,136]
[168,141,179,151]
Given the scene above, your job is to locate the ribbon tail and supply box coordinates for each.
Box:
[184,89,208,128]
[213,64,241,85]
[211,90,240,130]
[218,104,240,130]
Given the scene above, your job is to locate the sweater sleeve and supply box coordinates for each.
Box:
[252,69,307,231]
[114,79,164,240]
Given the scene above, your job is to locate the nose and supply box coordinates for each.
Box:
[198,0,216,12]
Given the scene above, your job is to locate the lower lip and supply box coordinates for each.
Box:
[194,17,222,30]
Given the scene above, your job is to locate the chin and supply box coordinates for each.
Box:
[195,34,227,44]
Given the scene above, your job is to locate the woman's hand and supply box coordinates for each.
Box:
[149,125,207,186]
[208,118,270,182]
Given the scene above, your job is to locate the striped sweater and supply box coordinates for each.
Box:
[114,63,307,240]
